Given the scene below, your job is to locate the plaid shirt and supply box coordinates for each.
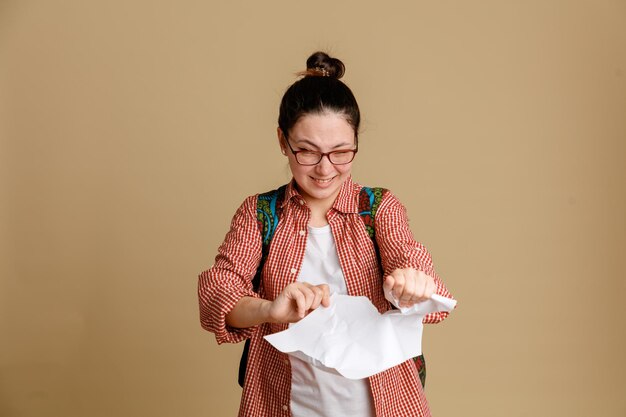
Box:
[198,177,453,417]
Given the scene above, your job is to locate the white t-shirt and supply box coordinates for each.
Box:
[289,224,375,417]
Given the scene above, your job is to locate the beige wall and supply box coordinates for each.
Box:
[1,1,625,416]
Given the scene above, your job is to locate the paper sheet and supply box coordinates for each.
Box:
[264,293,456,379]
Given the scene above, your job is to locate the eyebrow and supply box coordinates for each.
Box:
[292,139,354,150]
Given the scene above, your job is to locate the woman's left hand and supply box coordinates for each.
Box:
[383,268,436,308]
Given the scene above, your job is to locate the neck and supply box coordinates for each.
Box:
[296,186,340,228]
[305,195,333,226]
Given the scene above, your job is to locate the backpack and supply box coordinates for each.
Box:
[238,185,427,388]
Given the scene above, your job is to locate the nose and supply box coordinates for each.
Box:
[315,154,335,173]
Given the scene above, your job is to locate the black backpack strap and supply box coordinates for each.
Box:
[359,186,427,388]
[238,185,286,388]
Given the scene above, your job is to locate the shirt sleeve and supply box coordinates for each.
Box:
[197,195,263,344]
[375,190,455,324]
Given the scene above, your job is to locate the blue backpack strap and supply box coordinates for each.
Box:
[251,185,287,292]
[358,186,386,273]
[358,186,427,388]
[257,185,287,246]
[358,186,386,240]
[238,184,286,388]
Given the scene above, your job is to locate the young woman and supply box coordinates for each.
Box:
[198,52,453,417]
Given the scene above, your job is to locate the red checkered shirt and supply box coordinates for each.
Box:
[198,177,454,417]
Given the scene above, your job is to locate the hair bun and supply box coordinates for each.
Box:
[304,51,345,79]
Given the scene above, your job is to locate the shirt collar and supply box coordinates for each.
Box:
[282,176,360,214]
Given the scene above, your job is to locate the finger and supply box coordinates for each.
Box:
[400,271,416,303]
[409,292,423,305]
[424,275,436,298]
[309,285,324,310]
[299,285,316,313]
[392,271,406,299]
[412,271,425,300]
[312,284,330,308]
[383,275,395,292]
[412,272,433,302]
[291,290,307,318]
[318,284,331,307]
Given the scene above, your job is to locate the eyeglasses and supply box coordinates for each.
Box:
[285,137,358,166]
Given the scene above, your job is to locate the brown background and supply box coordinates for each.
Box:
[1,1,625,416]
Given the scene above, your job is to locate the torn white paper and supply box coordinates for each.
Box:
[264,293,456,379]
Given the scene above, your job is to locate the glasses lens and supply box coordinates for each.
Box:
[329,150,355,164]
[296,151,322,165]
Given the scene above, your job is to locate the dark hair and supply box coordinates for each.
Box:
[278,52,361,143]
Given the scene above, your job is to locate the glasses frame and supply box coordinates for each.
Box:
[284,137,358,166]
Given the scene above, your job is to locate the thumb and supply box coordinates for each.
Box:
[383,275,394,291]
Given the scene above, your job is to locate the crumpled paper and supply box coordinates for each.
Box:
[264,292,456,379]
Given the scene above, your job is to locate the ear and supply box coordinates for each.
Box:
[277,127,287,155]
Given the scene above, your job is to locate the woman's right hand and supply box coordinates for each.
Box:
[267,282,331,323]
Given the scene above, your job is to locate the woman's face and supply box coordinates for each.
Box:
[278,112,356,207]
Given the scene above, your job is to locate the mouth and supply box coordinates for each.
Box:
[310,176,337,184]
